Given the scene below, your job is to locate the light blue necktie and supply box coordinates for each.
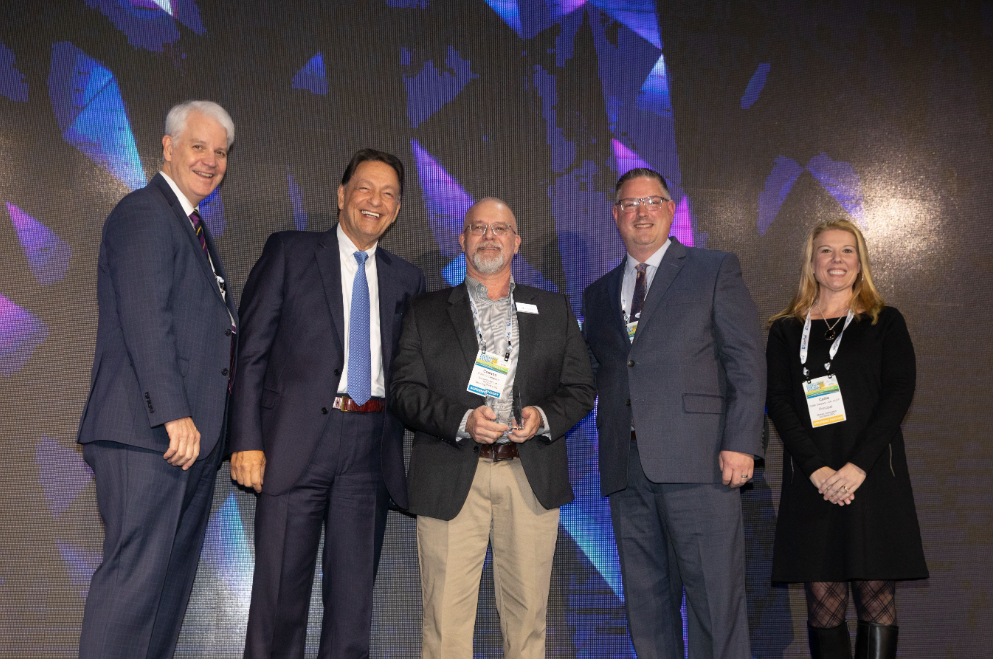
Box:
[348,251,372,405]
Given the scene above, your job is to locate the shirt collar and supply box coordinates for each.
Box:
[159,171,198,218]
[337,223,378,260]
[626,238,671,273]
[465,274,515,303]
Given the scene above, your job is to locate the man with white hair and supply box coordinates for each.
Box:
[76,100,238,659]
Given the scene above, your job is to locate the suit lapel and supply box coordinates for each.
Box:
[315,229,345,352]
[632,238,686,347]
[376,248,398,382]
[514,286,539,397]
[448,284,479,371]
[604,260,627,341]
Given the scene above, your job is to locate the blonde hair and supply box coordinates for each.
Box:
[771,219,885,325]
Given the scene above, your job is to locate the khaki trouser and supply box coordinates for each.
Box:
[417,457,560,659]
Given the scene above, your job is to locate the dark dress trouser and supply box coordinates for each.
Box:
[244,409,389,659]
[610,439,751,659]
[79,437,223,659]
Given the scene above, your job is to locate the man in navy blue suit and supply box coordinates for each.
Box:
[582,168,765,658]
[76,100,238,659]
[229,149,426,658]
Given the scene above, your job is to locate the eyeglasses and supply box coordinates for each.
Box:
[615,196,672,213]
[464,223,518,237]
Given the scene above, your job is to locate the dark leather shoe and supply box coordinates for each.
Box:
[854,621,898,658]
[808,621,852,659]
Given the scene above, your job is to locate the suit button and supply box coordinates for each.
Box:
[334,369,341,377]
[627,360,635,367]
[225,329,232,336]
[321,407,329,415]
[222,368,229,376]
[626,399,631,406]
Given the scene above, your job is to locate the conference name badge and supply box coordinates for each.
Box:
[803,374,847,427]
[626,321,638,343]
[467,350,510,398]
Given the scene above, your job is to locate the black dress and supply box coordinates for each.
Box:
[767,306,928,582]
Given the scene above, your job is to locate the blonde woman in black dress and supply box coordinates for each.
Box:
[766,219,927,659]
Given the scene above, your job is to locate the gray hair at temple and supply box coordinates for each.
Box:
[614,167,671,200]
[165,101,235,149]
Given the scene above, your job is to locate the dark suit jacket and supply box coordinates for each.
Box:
[229,227,425,505]
[582,238,765,495]
[390,283,596,521]
[77,173,238,458]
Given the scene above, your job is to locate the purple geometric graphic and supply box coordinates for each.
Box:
[199,188,225,237]
[83,0,205,52]
[531,66,576,172]
[671,196,695,248]
[48,42,147,191]
[611,138,652,176]
[590,0,661,49]
[805,152,867,226]
[56,540,102,598]
[403,46,477,128]
[35,435,93,519]
[741,62,771,109]
[410,139,474,259]
[636,53,672,116]
[291,53,327,96]
[758,154,866,234]
[201,494,253,614]
[287,168,307,231]
[0,43,28,102]
[6,202,72,285]
[0,294,48,377]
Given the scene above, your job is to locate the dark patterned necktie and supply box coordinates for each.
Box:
[630,263,648,322]
[190,210,237,391]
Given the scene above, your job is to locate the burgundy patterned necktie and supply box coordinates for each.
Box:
[190,210,237,391]
[630,263,648,322]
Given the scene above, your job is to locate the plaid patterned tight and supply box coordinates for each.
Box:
[804,581,897,628]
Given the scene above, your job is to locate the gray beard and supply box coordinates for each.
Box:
[471,249,505,274]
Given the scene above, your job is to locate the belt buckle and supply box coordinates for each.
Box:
[333,397,344,411]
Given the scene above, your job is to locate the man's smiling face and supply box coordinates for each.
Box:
[336,160,402,250]
[160,111,229,206]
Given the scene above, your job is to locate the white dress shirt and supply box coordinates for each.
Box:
[620,238,671,322]
[336,224,385,398]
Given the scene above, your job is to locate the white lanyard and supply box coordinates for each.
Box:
[800,309,854,379]
[468,292,515,361]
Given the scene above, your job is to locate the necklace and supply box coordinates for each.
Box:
[814,301,845,340]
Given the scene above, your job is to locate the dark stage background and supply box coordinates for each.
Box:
[1,0,991,656]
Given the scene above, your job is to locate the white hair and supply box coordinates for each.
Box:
[165,100,235,148]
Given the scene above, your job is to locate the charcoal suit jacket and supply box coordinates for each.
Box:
[391,282,596,521]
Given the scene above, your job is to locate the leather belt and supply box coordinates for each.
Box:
[478,443,519,461]
[332,395,385,413]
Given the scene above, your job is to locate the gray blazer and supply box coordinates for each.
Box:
[581,238,765,494]
[77,173,238,458]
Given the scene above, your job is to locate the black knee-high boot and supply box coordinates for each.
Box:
[807,622,852,659]
[854,621,898,659]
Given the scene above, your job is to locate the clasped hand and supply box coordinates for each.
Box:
[810,463,866,505]
[465,405,541,444]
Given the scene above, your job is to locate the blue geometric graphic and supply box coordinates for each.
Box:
[441,252,558,292]
[403,46,477,128]
[590,0,661,49]
[758,154,866,234]
[386,0,430,6]
[6,202,72,285]
[636,54,672,116]
[291,53,328,96]
[83,0,206,52]
[757,156,804,235]
[199,188,225,237]
[35,435,92,519]
[0,43,28,102]
[531,66,576,172]
[410,139,474,259]
[287,169,308,231]
[483,0,524,36]
[805,152,866,226]
[0,294,48,377]
[48,42,147,191]
[201,494,253,614]
[741,62,771,109]
[56,540,102,598]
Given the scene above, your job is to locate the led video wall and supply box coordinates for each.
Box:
[2,1,992,657]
